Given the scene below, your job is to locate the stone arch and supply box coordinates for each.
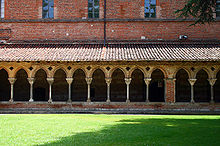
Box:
[91,69,107,102]
[0,66,10,76]
[14,69,30,101]
[214,71,220,102]
[173,67,191,79]
[111,68,126,102]
[32,67,49,78]
[129,67,147,78]
[52,69,68,101]
[175,69,191,102]
[90,66,107,78]
[194,69,211,102]
[33,69,49,101]
[71,67,88,78]
[52,66,69,78]
[109,67,127,78]
[149,69,165,102]
[72,69,87,101]
[0,69,10,101]
[149,67,168,79]
[130,69,146,102]
[194,67,211,79]
[13,66,30,78]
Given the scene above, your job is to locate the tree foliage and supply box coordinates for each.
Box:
[175,0,217,25]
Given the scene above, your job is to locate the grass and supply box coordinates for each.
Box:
[0,114,220,146]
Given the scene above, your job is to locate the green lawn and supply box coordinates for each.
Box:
[0,114,220,146]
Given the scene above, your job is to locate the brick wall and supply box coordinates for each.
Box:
[0,0,219,41]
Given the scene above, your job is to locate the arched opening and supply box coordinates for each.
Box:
[0,69,10,101]
[214,71,220,102]
[175,69,191,102]
[33,69,49,101]
[194,70,211,102]
[72,69,87,101]
[14,69,30,101]
[130,69,145,102]
[149,69,165,102]
[111,69,126,102]
[52,69,68,101]
[91,69,107,102]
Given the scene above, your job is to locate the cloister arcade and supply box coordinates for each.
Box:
[0,62,220,104]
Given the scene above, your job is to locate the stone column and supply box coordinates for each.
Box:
[164,78,176,103]
[47,78,54,103]
[28,78,35,102]
[8,78,16,102]
[85,77,93,102]
[105,78,112,102]
[125,78,132,103]
[66,78,73,103]
[144,78,151,102]
[208,78,217,103]
[188,79,197,103]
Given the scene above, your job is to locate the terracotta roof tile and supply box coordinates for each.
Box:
[0,43,219,62]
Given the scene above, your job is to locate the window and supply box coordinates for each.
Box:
[145,0,156,18]
[0,0,4,19]
[88,0,99,18]
[217,0,220,17]
[42,0,54,19]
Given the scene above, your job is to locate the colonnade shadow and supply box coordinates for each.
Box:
[38,117,220,146]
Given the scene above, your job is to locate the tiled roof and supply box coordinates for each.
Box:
[0,43,219,62]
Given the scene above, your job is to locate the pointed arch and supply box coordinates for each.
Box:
[52,66,68,78]
[91,69,107,102]
[149,69,165,102]
[32,67,49,78]
[14,69,30,101]
[33,69,49,101]
[129,67,146,78]
[214,71,220,102]
[111,68,126,102]
[175,69,191,102]
[0,69,10,101]
[150,67,168,78]
[13,66,30,78]
[90,67,107,78]
[194,69,211,102]
[194,67,211,79]
[72,69,87,101]
[130,69,146,102]
[173,68,191,79]
[52,69,68,101]
[109,67,127,78]
[71,67,88,78]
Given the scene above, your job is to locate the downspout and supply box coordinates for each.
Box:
[104,0,107,47]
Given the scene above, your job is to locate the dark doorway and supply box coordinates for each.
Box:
[33,69,49,101]
[214,71,220,102]
[175,69,191,102]
[130,69,146,102]
[149,69,165,102]
[14,69,30,101]
[0,69,10,101]
[91,69,107,102]
[194,70,211,102]
[111,69,126,102]
[72,69,87,101]
[52,69,68,101]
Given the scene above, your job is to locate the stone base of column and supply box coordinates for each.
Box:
[48,99,52,103]
[68,99,72,103]
[29,99,34,102]
[87,99,91,102]
[210,100,215,104]
[9,99,13,102]
[126,99,130,103]
[146,99,149,103]
[191,99,195,103]
[106,99,110,103]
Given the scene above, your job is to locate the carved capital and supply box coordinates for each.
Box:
[27,78,35,85]
[188,79,197,86]
[66,78,73,85]
[47,78,54,85]
[125,78,132,85]
[85,77,93,85]
[144,78,151,85]
[8,78,16,85]
[208,78,217,86]
[105,78,112,85]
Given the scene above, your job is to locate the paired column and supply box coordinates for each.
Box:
[188,79,197,103]
[47,78,54,103]
[8,78,17,102]
[105,78,112,102]
[66,78,73,103]
[208,78,217,103]
[28,78,35,102]
[125,78,132,103]
[144,78,151,102]
[85,77,93,102]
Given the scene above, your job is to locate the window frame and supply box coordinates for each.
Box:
[0,0,4,19]
[42,0,54,19]
[144,0,156,18]
[217,0,220,18]
[88,0,100,19]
